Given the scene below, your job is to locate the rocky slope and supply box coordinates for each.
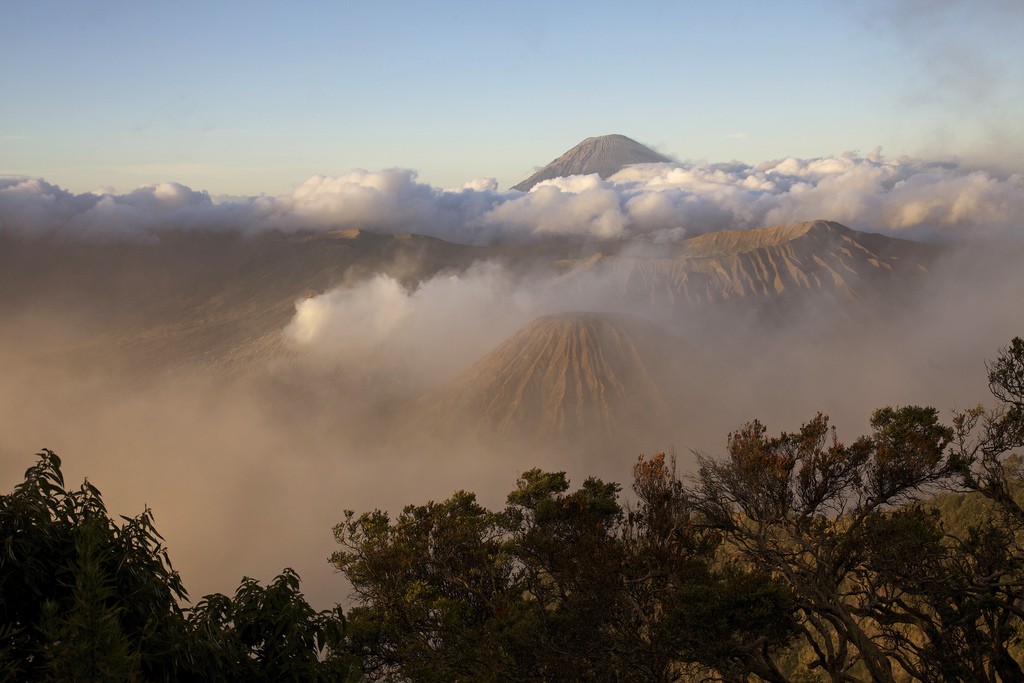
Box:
[410,313,690,441]
[550,220,940,324]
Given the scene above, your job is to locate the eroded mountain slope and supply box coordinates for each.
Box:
[552,220,939,322]
[411,312,693,441]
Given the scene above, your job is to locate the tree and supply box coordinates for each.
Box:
[857,501,1024,682]
[332,489,519,681]
[38,516,142,681]
[186,568,355,682]
[691,408,956,682]
[332,465,799,682]
[502,469,626,681]
[333,472,636,681]
[850,342,1024,682]
[0,450,191,681]
[687,338,1024,682]
[0,449,354,682]
[952,337,1024,521]
[916,336,1024,682]
[621,453,797,683]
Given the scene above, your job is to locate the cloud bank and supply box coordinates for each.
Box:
[3,153,1022,243]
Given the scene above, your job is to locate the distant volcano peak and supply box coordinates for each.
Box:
[513,134,671,192]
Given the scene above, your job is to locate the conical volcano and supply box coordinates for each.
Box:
[513,134,671,191]
[413,312,688,440]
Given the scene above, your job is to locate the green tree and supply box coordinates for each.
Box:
[692,408,954,682]
[952,336,1024,521]
[687,338,1024,682]
[332,489,518,681]
[858,502,1024,682]
[186,568,355,682]
[0,450,190,681]
[622,453,797,682]
[883,336,1024,682]
[0,449,354,682]
[332,471,632,682]
[333,465,798,682]
[39,517,141,681]
[503,469,626,681]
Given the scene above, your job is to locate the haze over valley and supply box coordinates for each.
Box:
[2,132,1022,607]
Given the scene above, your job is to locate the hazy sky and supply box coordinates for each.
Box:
[2,0,1022,195]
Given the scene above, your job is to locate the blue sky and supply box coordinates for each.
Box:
[2,0,1021,195]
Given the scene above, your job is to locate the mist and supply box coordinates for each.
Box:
[2,153,1023,609]
[3,247,1018,608]
[282,263,541,394]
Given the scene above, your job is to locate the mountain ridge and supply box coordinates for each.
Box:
[0,219,942,373]
[548,220,939,320]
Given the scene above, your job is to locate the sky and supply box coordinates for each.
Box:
[2,0,1023,196]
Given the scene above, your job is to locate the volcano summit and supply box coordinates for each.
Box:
[512,134,672,191]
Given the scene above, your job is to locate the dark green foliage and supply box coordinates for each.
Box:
[503,470,626,681]
[332,490,516,681]
[686,339,1024,682]
[187,569,356,682]
[334,460,798,682]
[953,337,1024,524]
[39,518,142,682]
[988,337,1024,409]
[0,450,353,682]
[0,450,189,681]
[619,453,797,682]
[868,405,953,502]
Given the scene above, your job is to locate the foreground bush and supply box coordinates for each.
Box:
[0,451,356,682]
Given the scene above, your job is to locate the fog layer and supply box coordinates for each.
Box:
[1,157,1021,608]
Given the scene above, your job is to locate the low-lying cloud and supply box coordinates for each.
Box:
[283,262,542,392]
[4,152,1022,243]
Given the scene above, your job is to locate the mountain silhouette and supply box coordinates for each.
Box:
[513,134,671,191]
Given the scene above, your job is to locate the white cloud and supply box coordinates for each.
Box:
[283,262,540,390]
[481,175,629,239]
[3,153,1023,243]
[460,178,499,192]
[285,273,412,351]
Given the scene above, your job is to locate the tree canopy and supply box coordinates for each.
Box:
[0,450,357,682]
